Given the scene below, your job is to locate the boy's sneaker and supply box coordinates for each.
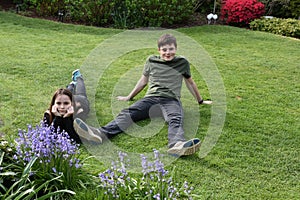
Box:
[72,69,82,82]
[73,118,102,143]
[167,138,201,157]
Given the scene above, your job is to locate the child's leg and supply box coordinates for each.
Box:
[73,95,89,120]
[74,77,87,97]
[66,83,75,94]
[160,98,186,148]
[100,97,156,137]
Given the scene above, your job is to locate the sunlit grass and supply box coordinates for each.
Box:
[0,11,299,199]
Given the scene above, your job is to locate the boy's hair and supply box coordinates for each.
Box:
[157,34,177,49]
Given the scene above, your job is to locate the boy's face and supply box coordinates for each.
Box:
[158,43,176,61]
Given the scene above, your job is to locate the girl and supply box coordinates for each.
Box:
[44,88,82,143]
[44,69,90,143]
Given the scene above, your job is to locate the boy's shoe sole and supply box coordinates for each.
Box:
[73,118,102,143]
[167,138,201,157]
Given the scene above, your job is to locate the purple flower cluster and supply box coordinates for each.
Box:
[97,149,194,199]
[14,122,81,168]
[98,152,129,198]
[141,149,168,178]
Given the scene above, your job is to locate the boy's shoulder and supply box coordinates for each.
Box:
[174,55,187,60]
[147,55,159,60]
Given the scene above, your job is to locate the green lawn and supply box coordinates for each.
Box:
[0,11,299,199]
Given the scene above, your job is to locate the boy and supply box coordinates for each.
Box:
[74,34,212,156]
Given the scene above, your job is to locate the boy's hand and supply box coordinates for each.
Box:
[198,99,213,105]
[117,96,131,101]
[51,105,61,116]
[63,106,74,118]
[202,100,213,105]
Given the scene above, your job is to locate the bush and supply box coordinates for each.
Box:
[221,0,265,26]
[260,0,291,18]
[66,0,114,26]
[110,0,145,28]
[194,0,221,14]
[289,0,300,19]
[21,0,197,28]
[250,17,300,38]
[137,0,196,28]
[259,0,300,19]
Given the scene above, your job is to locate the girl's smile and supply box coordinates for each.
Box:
[54,94,72,114]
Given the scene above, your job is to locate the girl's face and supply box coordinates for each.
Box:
[54,94,72,115]
[158,43,177,61]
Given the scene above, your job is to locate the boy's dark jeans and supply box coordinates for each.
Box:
[100,96,186,147]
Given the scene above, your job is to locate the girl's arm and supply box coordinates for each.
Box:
[44,109,64,128]
[43,110,51,125]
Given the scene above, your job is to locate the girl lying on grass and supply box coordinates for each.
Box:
[43,69,96,144]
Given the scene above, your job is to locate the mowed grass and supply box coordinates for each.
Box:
[0,11,299,199]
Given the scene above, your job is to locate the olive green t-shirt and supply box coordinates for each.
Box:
[143,55,191,99]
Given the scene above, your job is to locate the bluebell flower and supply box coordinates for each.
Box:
[52,167,57,173]
[153,193,160,200]
[96,149,194,199]
[14,122,81,174]
[141,154,148,174]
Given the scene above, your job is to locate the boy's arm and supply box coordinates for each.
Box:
[117,75,149,101]
[184,77,212,105]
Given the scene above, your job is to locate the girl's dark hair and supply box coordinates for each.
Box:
[48,88,73,123]
[157,34,177,49]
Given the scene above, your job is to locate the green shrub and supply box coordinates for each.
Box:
[259,0,300,19]
[289,0,300,19]
[250,17,300,38]
[259,0,292,18]
[21,0,197,28]
[111,0,144,28]
[138,0,196,27]
[66,0,114,26]
[194,0,221,14]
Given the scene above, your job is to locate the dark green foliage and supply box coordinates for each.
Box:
[260,0,300,19]
[289,0,300,19]
[21,0,197,28]
[137,0,196,27]
[0,139,19,194]
[111,0,144,28]
[250,17,300,38]
[194,0,222,14]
